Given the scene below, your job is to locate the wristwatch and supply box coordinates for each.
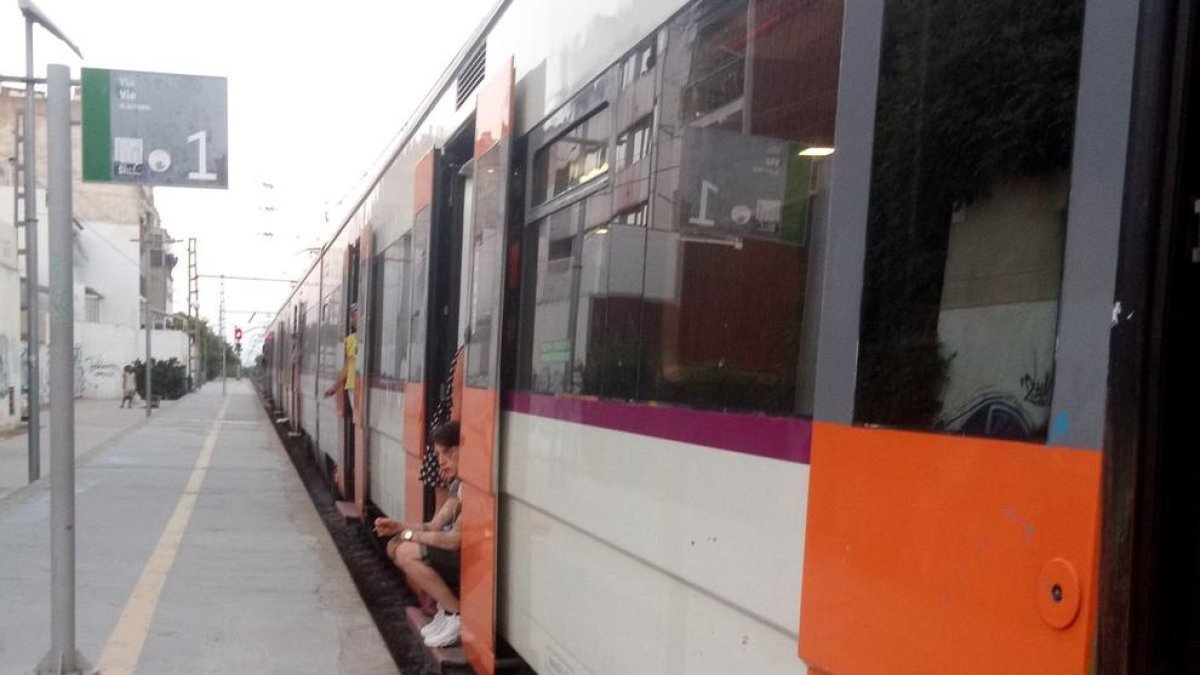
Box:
[402,529,414,542]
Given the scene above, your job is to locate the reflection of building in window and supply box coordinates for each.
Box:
[516,0,843,416]
[532,108,612,205]
[619,38,658,89]
[615,117,653,172]
[368,236,412,383]
[854,0,1085,441]
[612,203,648,228]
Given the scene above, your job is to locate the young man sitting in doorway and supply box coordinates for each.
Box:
[374,421,463,648]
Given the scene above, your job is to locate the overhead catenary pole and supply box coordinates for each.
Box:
[23,13,40,484]
[36,62,91,675]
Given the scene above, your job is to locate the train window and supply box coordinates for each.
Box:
[369,236,411,384]
[408,213,430,383]
[531,107,612,205]
[519,204,584,394]
[515,0,842,415]
[853,0,1085,440]
[465,146,507,388]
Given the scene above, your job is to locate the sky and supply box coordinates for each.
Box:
[0,0,496,355]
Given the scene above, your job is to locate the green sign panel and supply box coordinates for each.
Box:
[82,67,228,188]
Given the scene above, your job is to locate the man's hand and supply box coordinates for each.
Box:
[373,517,404,537]
[323,385,337,398]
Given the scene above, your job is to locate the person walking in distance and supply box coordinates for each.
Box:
[120,365,137,408]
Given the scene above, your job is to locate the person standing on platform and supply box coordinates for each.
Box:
[120,365,138,408]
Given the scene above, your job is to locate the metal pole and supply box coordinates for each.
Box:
[36,62,91,675]
[24,16,41,484]
[144,298,152,417]
[220,276,226,395]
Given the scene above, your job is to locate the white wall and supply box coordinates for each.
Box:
[76,323,189,399]
[0,195,18,430]
[76,221,142,327]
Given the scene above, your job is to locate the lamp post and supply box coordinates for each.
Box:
[17,0,82,486]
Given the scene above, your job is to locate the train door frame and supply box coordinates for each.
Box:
[1100,0,1200,671]
[422,122,474,518]
[294,301,305,434]
[343,240,361,500]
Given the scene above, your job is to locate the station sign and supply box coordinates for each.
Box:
[82,67,228,188]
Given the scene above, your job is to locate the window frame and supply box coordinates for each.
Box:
[812,0,1133,451]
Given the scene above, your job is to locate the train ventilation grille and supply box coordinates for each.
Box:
[456,44,487,110]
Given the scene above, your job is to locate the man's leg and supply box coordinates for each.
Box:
[390,541,460,613]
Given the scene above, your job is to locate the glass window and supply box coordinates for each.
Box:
[853,0,1085,440]
[519,204,583,395]
[515,0,842,416]
[465,146,508,388]
[531,108,612,205]
[369,235,411,383]
[408,211,430,383]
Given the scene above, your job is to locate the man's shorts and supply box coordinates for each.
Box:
[422,544,460,594]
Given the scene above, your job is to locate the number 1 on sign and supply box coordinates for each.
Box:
[690,180,718,226]
[187,131,218,181]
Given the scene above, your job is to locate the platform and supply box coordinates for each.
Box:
[0,381,397,674]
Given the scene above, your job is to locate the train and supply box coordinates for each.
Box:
[259,0,1198,672]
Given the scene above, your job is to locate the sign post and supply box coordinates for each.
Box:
[36,62,91,675]
[30,65,228,674]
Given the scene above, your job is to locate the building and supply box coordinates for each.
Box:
[0,86,184,421]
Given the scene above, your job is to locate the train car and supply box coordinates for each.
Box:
[263,0,1198,672]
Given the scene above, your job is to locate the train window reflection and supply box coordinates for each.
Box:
[531,107,612,205]
[853,0,1085,440]
[615,116,653,173]
[515,0,842,416]
[369,236,411,385]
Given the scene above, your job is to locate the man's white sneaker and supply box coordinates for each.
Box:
[423,613,461,648]
[420,609,447,638]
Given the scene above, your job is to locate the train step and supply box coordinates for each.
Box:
[335,500,362,522]
[406,607,471,674]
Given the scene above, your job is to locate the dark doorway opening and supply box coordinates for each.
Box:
[422,120,475,519]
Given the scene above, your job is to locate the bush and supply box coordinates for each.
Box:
[132,358,188,401]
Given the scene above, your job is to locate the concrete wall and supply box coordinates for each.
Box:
[76,222,142,327]
[75,323,189,399]
[0,178,21,431]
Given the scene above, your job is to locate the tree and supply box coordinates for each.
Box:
[171,312,243,383]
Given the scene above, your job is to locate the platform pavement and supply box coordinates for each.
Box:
[0,381,397,674]
[0,395,175,502]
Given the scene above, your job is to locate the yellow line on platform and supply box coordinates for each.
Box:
[96,398,230,675]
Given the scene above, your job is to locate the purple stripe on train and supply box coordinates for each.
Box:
[503,392,811,464]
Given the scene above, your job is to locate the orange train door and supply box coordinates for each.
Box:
[404,151,438,524]
[458,57,515,675]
